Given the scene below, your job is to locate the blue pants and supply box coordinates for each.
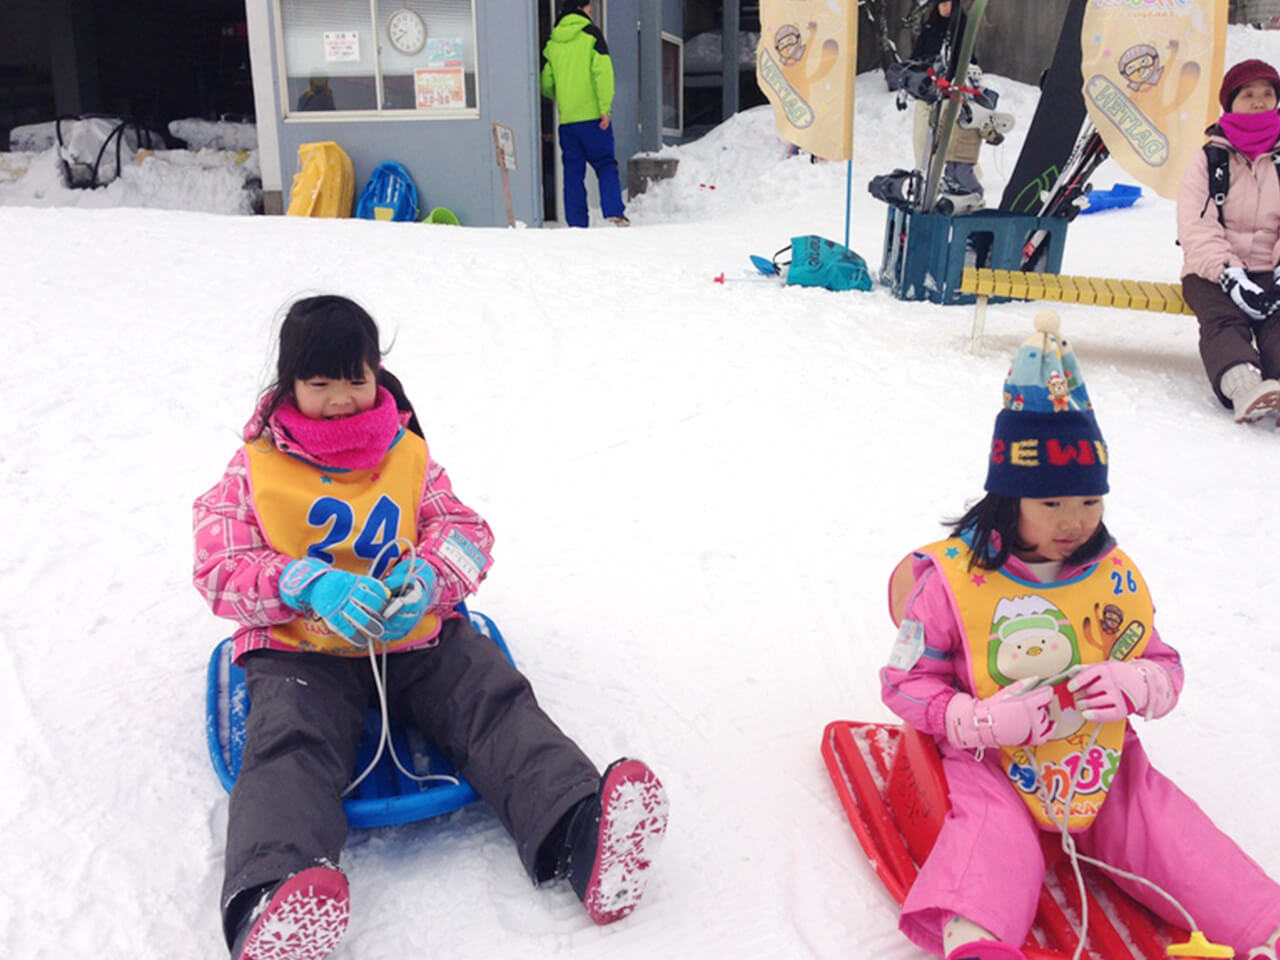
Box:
[558,119,625,227]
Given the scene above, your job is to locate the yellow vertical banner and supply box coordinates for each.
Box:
[1081,0,1228,199]
[756,0,858,161]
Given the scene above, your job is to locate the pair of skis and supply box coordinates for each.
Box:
[918,0,990,213]
[871,0,996,215]
[1019,122,1111,270]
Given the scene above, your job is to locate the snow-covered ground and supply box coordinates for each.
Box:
[4,26,1280,960]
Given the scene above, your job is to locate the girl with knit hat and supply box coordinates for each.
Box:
[1177,58,1280,423]
[880,315,1280,960]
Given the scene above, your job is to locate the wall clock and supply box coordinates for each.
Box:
[387,8,426,55]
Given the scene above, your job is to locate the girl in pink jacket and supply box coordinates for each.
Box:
[193,295,668,960]
[880,316,1280,960]
[1177,58,1280,423]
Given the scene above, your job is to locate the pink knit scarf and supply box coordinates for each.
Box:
[1219,110,1280,160]
[271,386,402,471]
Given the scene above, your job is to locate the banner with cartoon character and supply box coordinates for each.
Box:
[1081,0,1228,199]
[756,0,858,160]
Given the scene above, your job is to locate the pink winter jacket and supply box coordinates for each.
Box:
[192,410,495,664]
[1177,129,1280,283]
[880,542,1184,738]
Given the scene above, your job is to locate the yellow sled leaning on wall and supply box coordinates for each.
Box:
[286,141,354,217]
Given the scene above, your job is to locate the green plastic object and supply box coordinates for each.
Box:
[426,206,460,225]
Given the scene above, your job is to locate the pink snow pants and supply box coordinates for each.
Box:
[900,729,1280,957]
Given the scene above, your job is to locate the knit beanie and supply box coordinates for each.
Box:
[559,0,589,16]
[1219,59,1280,112]
[985,313,1108,498]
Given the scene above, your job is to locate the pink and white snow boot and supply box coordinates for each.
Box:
[231,865,350,960]
[566,757,670,925]
[945,941,1027,960]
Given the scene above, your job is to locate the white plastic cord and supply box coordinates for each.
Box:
[1026,706,1196,960]
[342,538,460,798]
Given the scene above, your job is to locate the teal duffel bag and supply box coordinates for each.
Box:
[775,235,873,292]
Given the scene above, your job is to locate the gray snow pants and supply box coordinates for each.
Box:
[1181,271,1280,406]
[220,615,599,938]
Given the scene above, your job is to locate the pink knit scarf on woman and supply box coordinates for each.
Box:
[1219,110,1280,160]
[270,385,402,471]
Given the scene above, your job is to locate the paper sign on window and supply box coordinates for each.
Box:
[323,31,361,63]
[426,37,464,67]
[415,67,465,109]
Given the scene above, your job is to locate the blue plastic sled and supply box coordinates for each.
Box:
[1080,183,1141,214]
[354,161,420,222]
[206,606,513,829]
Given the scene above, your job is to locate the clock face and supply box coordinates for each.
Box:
[387,8,426,55]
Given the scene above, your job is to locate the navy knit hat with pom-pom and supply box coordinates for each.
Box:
[985,313,1108,498]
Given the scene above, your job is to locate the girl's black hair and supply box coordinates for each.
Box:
[947,492,1110,571]
[251,294,423,438]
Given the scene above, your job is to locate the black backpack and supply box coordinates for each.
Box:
[1202,141,1280,225]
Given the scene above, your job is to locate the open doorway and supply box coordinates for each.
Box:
[538,0,608,225]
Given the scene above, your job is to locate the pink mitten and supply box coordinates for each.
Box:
[944,679,1055,750]
[1067,660,1176,722]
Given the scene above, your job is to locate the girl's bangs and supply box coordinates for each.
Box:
[293,327,379,381]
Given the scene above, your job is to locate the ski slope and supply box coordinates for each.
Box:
[3,27,1280,960]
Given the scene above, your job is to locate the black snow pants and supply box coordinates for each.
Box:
[1181,271,1280,406]
[220,615,599,940]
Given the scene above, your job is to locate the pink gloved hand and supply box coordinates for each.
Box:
[1067,660,1176,722]
[944,679,1055,750]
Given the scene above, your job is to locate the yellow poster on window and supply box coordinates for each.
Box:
[756,0,857,161]
[414,67,465,110]
[1081,0,1228,199]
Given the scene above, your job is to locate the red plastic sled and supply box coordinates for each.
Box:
[821,719,1194,960]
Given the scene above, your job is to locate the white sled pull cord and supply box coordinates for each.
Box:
[1029,724,1232,960]
[342,539,461,798]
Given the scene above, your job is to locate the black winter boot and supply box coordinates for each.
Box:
[558,758,670,925]
[227,864,349,960]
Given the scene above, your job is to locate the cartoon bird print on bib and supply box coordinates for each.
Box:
[919,537,1155,830]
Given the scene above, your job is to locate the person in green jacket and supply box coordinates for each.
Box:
[541,1,629,227]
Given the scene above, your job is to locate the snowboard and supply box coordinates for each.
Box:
[999,0,1090,215]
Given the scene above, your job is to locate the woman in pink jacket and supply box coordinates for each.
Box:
[880,316,1280,960]
[1177,58,1280,423]
[193,295,669,960]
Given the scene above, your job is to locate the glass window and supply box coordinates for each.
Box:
[661,33,683,136]
[278,0,478,116]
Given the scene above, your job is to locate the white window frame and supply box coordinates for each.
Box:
[660,30,683,138]
[274,0,481,121]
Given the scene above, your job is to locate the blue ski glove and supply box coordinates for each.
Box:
[1220,266,1278,321]
[379,557,438,642]
[279,557,392,645]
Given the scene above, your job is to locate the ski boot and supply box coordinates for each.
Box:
[868,169,922,210]
[935,190,985,216]
[958,101,1015,145]
[935,162,985,216]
